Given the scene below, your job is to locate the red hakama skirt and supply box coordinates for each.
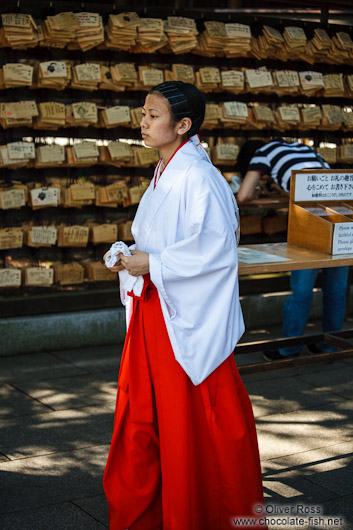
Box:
[103,276,266,530]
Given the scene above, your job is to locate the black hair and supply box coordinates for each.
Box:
[236,139,267,178]
[148,81,205,138]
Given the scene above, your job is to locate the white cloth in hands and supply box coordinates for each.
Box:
[105,241,144,296]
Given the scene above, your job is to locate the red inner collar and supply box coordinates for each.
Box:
[154,138,190,189]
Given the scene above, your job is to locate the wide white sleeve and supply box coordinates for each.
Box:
[148,169,243,385]
[149,221,237,320]
[150,168,239,305]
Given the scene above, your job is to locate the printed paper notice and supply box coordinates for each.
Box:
[331,206,353,216]
[238,247,290,264]
[332,223,353,254]
[304,207,335,217]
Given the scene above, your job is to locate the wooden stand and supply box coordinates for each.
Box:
[288,169,353,255]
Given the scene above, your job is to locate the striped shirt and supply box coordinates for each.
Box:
[247,141,330,191]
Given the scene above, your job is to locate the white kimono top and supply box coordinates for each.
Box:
[121,135,245,385]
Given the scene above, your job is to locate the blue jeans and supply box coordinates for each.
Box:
[279,266,349,356]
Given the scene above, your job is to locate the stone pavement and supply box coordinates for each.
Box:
[1,324,353,530]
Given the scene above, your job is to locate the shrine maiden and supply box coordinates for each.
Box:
[103,81,266,530]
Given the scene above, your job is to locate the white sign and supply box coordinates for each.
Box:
[294,172,353,202]
[332,223,353,254]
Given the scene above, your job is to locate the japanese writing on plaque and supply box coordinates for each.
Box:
[294,172,353,201]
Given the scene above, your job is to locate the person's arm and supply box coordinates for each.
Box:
[236,170,262,203]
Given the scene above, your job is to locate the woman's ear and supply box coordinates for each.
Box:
[177,117,192,136]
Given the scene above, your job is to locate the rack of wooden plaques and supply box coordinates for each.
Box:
[1,1,353,299]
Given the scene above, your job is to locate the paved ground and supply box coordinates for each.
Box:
[1,320,353,530]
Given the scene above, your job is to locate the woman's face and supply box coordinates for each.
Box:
[140,93,182,149]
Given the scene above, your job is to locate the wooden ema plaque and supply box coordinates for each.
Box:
[288,169,353,255]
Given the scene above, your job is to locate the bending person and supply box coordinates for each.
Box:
[237,138,349,360]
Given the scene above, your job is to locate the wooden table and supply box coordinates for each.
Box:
[236,243,353,374]
[238,242,353,275]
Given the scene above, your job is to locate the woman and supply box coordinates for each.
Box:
[103,81,266,530]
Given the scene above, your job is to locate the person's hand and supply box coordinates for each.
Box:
[119,250,149,276]
[103,251,125,273]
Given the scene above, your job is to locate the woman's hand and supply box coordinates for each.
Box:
[119,250,150,277]
[103,251,125,273]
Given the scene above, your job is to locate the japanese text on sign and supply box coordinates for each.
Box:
[294,172,353,201]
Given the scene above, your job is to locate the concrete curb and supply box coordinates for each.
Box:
[1,288,350,356]
[0,308,127,356]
